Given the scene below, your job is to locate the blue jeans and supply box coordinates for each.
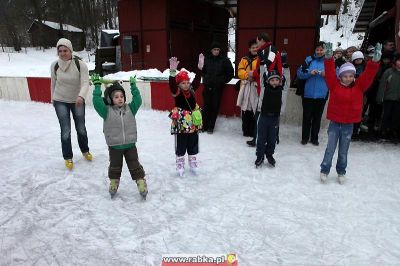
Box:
[320,121,353,175]
[256,114,279,158]
[54,101,89,159]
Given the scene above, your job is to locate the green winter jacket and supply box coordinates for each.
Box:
[377,68,400,103]
[93,83,142,149]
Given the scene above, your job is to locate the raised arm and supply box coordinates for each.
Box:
[323,42,339,90]
[169,57,179,95]
[91,74,108,119]
[128,77,142,115]
[357,43,382,92]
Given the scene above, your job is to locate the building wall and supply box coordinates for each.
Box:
[118,0,229,72]
[236,0,321,80]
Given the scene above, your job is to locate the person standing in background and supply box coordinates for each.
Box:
[51,38,92,170]
[201,42,234,134]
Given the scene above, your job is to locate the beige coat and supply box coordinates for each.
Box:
[50,58,90,103]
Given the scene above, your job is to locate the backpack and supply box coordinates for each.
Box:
[293,57,313,96]
[54,56,81,75]
[235,56,255,91]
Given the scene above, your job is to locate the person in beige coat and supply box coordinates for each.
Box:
[51,38,92,169]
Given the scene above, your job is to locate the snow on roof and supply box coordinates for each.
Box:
[38,20,83,33]
[102,29,120,34]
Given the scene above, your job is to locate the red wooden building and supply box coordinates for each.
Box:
[117,0,340,116]
[118,0,340,76]
[118,0,229,71]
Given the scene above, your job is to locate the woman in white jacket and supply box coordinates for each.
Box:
[51,38,92,169]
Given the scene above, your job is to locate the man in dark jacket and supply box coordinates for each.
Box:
[200,42,234,134]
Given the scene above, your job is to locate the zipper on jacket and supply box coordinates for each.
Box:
[120,110,126,144]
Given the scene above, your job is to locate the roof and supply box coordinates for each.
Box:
[204,0,237,17]
[353,0,377,33]
[28,20,83,33]
[206,0,340,17]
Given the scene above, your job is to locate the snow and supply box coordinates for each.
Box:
[39,20,83,33]
[320,0,365,49]
[102,29,120,34]
[1,99,400,265]
[0,48,95,77]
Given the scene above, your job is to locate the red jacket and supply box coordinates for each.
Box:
[253,42,283,95]
[324,58,379,124]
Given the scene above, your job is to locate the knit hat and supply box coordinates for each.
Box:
[175,71,190,84]
[56,38,73,53]
[351,51,364,62]
[338,62,356,77]
[267,70,281,81]
[210,42,222,50]
[104,82,126,105]
[334,47,344,54]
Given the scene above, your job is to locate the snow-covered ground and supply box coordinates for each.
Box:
[1,99,400,265]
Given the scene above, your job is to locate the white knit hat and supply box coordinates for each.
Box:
[338,62,356,77]
[351,51,364,62]
[56,38,73,53]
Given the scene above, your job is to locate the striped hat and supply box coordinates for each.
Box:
[338,62,356,77]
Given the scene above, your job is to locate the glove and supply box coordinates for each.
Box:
[91,74,102,85]
[169,57,179,70]
[324,42,333,59]
[198,53,205,70]
[372,43,382,62]
[129,75,137,86]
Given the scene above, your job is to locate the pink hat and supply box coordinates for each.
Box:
[338,62,356,77]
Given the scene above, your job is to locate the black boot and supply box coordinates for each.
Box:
[266,155,276,167]
[246,139,256,147]
[255,156,264,168]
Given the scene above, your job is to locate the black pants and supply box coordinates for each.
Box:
[367,103,383,131]
[256,114,279,157]
[382,100,400,136]
[108,146,145,180]
[175,133,199,156]
[242,110,256,137]
[302,98,326,142]
[202,87,223,131]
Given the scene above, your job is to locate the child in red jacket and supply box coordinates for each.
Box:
[320,42,381,184]
[168,56,203,177]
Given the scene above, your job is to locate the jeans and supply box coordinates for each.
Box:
[320,122,353,175]
[256,114,279,158]
[54,100,89,159]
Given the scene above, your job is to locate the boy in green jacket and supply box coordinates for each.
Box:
[92,74,148,199]
[377,53,400,141]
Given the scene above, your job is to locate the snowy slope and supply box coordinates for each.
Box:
[320,0,365,49]
[1,99,400,265]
